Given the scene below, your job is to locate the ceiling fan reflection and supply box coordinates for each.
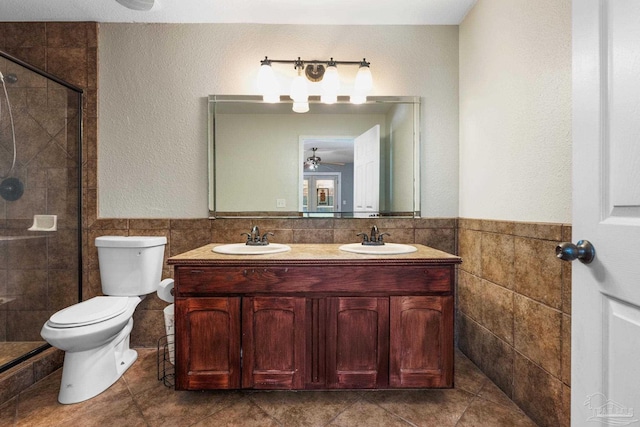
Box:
[304,147,345,170]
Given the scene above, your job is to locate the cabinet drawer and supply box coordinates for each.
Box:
[175,265,453,296]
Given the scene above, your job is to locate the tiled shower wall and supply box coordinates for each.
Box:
[0,21,95,402]
[0,24,84,342]
[457,218,571,427]
[0,21,96,325]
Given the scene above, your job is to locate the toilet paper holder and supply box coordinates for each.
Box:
[158,278,174,303]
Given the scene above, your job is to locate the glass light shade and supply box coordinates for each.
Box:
[354,65,373,93]
[257,64,279,103]
[263,94,280,103]
[321,65,340,104]
[292,102,309,113]
[321,93,338,104]
[350,93,367,104]
[290,73,309,102]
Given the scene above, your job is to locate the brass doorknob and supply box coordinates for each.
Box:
[556,240,595,264]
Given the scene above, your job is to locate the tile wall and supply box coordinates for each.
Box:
[0,23,85,342]
[87,217,458,348]
[0,21,95,402]
[457,218,571,427]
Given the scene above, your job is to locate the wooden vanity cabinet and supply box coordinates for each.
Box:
[242,296,306,389]
[174,297,241,390]
[169,244,460,392]
[326,297,389,388]
[389,296,454,388]
[175,295,307,390]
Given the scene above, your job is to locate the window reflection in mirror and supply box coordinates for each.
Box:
[208,95,420,218]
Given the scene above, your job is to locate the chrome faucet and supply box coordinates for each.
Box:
[370,225,379,241]
[241,226,274,246]
[357,225,390,246]
[251,225,260,241]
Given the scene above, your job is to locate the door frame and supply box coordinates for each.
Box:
[303,172,342,214]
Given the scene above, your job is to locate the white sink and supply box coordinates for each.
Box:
[338,243,417,255]
[212,243,291,255]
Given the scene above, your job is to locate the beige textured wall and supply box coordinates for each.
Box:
[98,24,460,218]
[459,0,572,223]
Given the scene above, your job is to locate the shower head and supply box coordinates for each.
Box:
[0,177,23,201]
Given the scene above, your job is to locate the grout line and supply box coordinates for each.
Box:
[453,394,481,427]
[243,394,285,427]
[321,394,367,427]
[360,392,418,426]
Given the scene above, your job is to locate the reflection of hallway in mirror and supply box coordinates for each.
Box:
[303,173,341,215]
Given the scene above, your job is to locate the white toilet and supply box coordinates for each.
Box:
[41,236,167,404]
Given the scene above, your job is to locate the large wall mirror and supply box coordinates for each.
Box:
[208,95,420,218]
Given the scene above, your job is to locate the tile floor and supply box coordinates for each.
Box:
[0,349,538,426]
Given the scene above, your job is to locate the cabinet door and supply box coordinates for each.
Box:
[242,297,306,389]
[175,297,241,390]
[326,297,389,388]
[389,296,453,388]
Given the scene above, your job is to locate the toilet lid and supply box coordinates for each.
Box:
[49,296,130,328]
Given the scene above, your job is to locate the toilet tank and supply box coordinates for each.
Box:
[95,236,167,296]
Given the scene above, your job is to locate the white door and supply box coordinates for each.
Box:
[353,125,380,217]
[571,1,640,425]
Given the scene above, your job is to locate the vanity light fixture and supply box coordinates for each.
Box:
[257,56,373,112]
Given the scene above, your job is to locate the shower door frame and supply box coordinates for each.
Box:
[0,49,83,373]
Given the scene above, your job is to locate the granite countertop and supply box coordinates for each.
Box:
[168,243,461,266]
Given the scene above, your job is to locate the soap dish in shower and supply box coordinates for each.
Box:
[28,215,57,231]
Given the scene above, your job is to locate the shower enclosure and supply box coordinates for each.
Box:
[0,50,82,372]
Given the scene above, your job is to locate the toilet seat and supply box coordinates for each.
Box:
[49,296,130,328]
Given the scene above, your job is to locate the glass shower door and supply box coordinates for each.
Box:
[0,50,82,372]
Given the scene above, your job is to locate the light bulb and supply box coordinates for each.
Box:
[292,102,309,113]
[263,94,280,103]
[350,93,367,104]
[257,62,279,103]
[321,64,340,104]
[290,68,308,103]
[354,62,373,93]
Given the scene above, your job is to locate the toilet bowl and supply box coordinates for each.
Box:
[41,236,167,404]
